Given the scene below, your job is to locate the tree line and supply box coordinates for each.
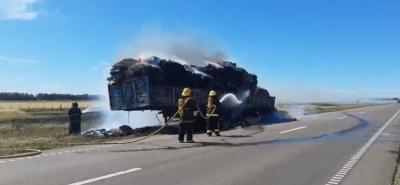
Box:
[0,92,104,101]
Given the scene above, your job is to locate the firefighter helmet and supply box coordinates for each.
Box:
[209,90,217,96]
[182,87,191,96]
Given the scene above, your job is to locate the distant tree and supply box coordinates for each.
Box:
[0,92,103,101]
[0,92,36,100]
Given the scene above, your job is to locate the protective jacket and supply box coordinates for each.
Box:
[178,97,197,121]
[68,107,82,122]
[207,96,220,117]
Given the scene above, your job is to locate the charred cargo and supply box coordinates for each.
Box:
[107,56,275,127]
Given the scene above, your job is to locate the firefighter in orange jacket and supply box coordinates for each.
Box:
[207,90,221,136]
[178,87,197,143]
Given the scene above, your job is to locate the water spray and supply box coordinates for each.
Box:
[219,90,251,106]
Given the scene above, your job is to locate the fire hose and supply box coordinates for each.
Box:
[0,98,215,159]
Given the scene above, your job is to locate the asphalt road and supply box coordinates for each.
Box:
[1,104,400,185]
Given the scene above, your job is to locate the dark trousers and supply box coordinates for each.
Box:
[207,117,220,134]
[179,121,194,141]
[69,121,81,135]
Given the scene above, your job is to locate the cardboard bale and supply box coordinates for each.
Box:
[109,58,138,82]
[109,56,259,91]
[128,57,163,81]
[158,59,188,86]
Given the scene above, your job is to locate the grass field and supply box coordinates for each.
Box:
[278,103,378,116]
[0,110,104,156]
[0,101,103,156]
[0,101,380,156]
[0,101,95,112]
[314,104,376,113]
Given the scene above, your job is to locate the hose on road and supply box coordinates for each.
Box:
[0,98,215,159]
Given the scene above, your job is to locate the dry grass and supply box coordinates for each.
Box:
[394,163,400,185]
[315,104,374,113]
[0,108,104,156]
[0,110,30,123]
[0,101,95,111]
[0,123,103,156]
[279,103,378,116]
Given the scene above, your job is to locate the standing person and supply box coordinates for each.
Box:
[177,87,197,143]
[206,90,221,136]
[68,102,82,135]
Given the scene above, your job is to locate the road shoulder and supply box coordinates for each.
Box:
[341,113,400,185]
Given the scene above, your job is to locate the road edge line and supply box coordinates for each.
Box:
[325,109,400,185]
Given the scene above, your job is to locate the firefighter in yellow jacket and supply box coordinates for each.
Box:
[178,87,197,143]
[207,90,221,136]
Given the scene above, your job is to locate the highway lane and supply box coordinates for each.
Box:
[0,104,399,185]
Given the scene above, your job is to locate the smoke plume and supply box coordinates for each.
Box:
[85,26,232,130]
[117,26,228,65]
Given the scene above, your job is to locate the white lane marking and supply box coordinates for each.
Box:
[279,126,307,134]
[335,174,345,178]
[0,161,5,163]
[68,168,142,185]
[359,112,365,114]
[337,116,347,120]
[326,109,400,185]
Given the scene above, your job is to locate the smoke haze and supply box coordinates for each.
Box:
[85,26,233,130]
[83,65,161,131]
[117,26,228,65]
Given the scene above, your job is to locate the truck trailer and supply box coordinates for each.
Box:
[107,56,276,129]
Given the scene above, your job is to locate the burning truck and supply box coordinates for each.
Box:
[106,56,276,130]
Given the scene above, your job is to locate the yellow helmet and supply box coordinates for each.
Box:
[182,87,191,96]
[209,90,217,96]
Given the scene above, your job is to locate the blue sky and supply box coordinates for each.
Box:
[0,0,399,102]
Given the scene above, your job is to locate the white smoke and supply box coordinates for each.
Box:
[84,26,233,131]
[83,65,161,131]
[116,25,229,65]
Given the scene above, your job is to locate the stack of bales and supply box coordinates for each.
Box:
[108,56,264,92]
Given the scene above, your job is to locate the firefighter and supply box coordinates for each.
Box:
[178,87,197,143]
[68,102,82,135]
[206,90,221,136]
